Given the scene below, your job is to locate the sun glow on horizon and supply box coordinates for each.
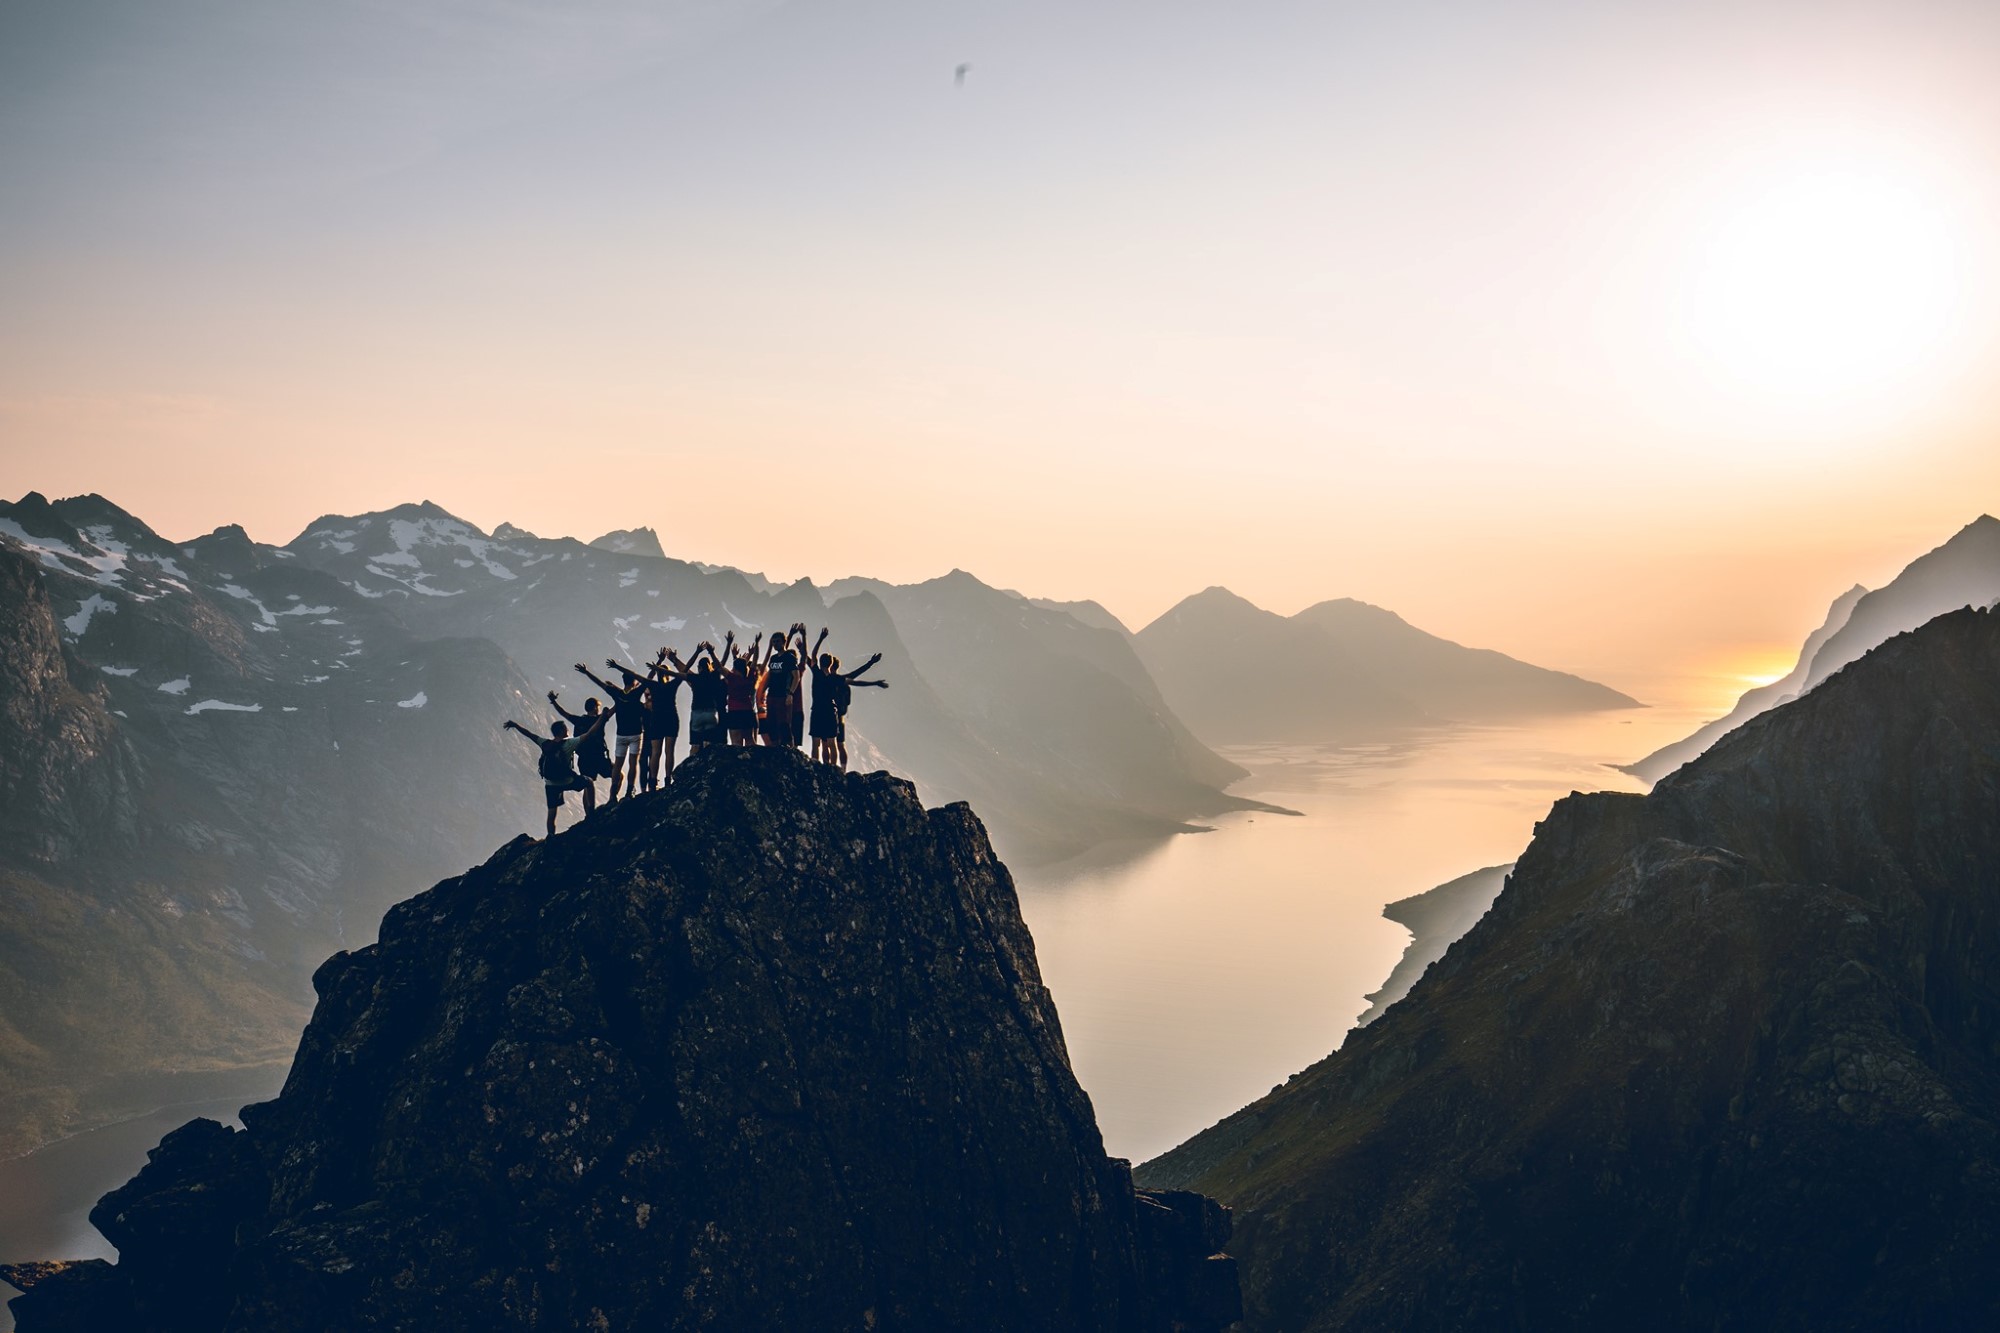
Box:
[1666,132,1984,441]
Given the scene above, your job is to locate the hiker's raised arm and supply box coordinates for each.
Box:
[575,663,619,697]
[503,719,544,745]
[840,652,884,681]
[546,691,586,726]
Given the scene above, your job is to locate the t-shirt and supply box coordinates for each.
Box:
[645,676,681,726]
[724,669,756,711]
[608,682,646,734]
[764,649,801,703]
[688,672,728,713]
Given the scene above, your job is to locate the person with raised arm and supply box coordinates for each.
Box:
[502,708,610,837]
[575,660,648,803]
[642,647,696,787]
[544,689,616,794]
[813,640,887,770]
[684,639,730,754]
[720,630,759,747]
[756,625,807,749]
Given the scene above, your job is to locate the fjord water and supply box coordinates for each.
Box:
[1015,699,1709,1164]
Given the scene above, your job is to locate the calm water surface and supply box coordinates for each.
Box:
[1014,705,1705,1164]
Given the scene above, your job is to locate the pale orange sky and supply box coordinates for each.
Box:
[5,0,1999,714]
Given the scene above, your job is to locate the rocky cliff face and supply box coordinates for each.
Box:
[1140,607,2000,1331]
[5,750,1240,1332]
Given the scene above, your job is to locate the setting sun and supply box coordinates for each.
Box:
[1672,138,1979,433]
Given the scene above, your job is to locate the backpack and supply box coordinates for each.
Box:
[765,650,799,701]
[537,737,572,783]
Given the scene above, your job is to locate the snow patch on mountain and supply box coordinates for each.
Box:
[64,593,116,636]
[185,700,262,715]
[100,665,139,677]
[397,692,428,709]
[158,677,191,695]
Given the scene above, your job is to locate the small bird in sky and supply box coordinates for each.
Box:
[954,62,971,88]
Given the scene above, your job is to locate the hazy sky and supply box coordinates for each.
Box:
[5,0,1999,708]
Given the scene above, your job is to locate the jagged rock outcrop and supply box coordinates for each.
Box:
[1140,607,2000,1331]
[8,750,1240,1332]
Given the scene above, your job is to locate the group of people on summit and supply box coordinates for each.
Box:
[504,624,887,835]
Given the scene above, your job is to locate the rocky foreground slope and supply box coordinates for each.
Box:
[1141,607,2000,1331]
[4,750,1239,1332]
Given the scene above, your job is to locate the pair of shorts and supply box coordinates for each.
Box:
[577,746,614,780]
[759,712,790,741]
[725,708,754,733]
[614,732,643,761]
[809,706,839,740]
[543,774,590,808]
[645,719,679,742]
[690,708,723,745]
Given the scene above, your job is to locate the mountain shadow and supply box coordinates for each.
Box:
[4,751,1241,1332]
[1139,606,2000,1331]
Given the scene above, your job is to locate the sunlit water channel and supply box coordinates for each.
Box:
[1015,704,1706,1164]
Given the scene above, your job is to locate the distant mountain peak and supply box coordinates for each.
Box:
[589,526,666,559]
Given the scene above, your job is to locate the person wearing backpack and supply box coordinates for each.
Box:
[544,691,616,790]
[503,708,611,837]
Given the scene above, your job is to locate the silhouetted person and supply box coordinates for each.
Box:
[576,661,647,801]
[685,641,729,753]
[757,625,806,748]
[643,649,695,787]
[721,630,759,746]
[545,691,616,793]
[814,643,886,770]
[503,711,609,837]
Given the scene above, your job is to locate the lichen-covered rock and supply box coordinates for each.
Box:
[1141,607,2000,1331]
[11,748,1236,1331]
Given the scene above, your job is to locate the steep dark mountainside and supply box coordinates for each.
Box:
[1135,587,1636,744]
[1625,515,2000,783]
[4,751,1241,1332]
[0,494,540,1156]
[284,506,1248,859]
[1140,607,2000,1331]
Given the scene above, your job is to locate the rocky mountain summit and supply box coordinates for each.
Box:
[4,749,1240,1332]
[1141,607,2000,1330]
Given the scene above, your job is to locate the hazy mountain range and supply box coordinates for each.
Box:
[1133,586,1640,743]
[1624,514,2000,784]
